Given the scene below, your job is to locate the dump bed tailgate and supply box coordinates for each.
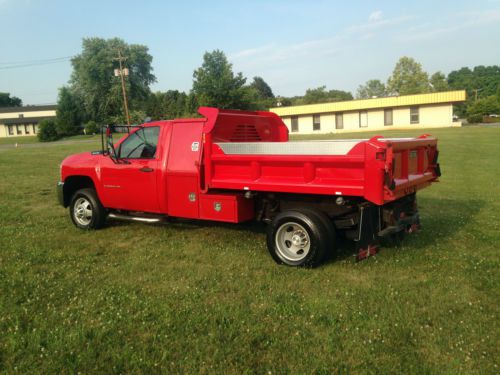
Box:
[378,136,440,202]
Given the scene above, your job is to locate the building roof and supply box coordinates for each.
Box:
[2,116,56,125]
[270,90,467,117]
[0,104,57,114]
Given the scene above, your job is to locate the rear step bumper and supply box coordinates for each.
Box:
[378,213,420,237]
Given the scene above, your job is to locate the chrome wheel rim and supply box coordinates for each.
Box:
[275,222,311,263]
[73,197,93,226]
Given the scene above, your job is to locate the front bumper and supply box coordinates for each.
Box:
[57,181,64,206]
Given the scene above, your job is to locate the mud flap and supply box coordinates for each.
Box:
[355,205,380,261]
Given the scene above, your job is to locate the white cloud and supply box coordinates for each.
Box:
[228,12,414,91]
[399,9,500,41]
[347,15,413,34]
[369,10,383,22]
[230,35,345,72]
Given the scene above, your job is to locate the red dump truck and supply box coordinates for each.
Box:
[57,107,440,267]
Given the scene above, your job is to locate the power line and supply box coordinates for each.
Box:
[0,56,74,70]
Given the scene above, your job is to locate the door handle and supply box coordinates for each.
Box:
[139,167,154,172]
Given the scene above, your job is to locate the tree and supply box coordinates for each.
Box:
[466,96,500,123]
[70,37,156,123]
[448,65,500,98]
[429,72,449,92]
[387,56,430,95]
[146,90,188,120]
[84,120,98,135]
[184,92,199,117]
[56,86,83,136]
[356,79,386,99]
[250,77,274,99]
[301,86,353,104]
[447,65,500,117]
[192,50,250,109]
[0,92,22,107]
[37,119,60,142]
[249,76,275,109]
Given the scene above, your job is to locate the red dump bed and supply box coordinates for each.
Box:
[199,108,440,206]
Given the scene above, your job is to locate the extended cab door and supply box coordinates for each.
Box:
[166,121,204,219]
[100,126,161,213]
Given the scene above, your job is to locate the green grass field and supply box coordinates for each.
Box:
[0,134,100,146]
[0,126,498,374]
[0,136,39,145]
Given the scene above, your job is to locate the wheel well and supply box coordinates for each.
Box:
[63,176,96,207]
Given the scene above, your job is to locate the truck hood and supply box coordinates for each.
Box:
[60,151,105,181]
[61,151,102,167]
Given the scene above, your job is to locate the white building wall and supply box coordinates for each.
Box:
[283,104,459,135]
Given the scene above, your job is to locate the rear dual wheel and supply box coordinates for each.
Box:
[267,209,336,267]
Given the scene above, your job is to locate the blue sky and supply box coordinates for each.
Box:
[0,0,499,105]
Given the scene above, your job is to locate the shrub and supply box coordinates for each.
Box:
[466,114,483,124]
[466,95,500,124]
[37,119,60,142]
[85,120,99,135]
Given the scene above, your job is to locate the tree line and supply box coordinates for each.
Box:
[1,37,498,141]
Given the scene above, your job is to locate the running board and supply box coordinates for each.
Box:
[108,212,164,223]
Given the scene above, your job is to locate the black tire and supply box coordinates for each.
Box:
[69,188,107,230]
[297,208,337,260]
[266,210,330,267]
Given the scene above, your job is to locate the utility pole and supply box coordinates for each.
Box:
[113,50,131,125]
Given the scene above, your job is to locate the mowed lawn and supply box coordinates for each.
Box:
[0,126,498,374]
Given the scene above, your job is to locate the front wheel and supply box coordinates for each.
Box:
[69,188,106,229]
[266,210,331,267]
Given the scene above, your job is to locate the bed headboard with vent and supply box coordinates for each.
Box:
[198,107,289,143]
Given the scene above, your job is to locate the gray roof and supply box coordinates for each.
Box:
[2,116,56,125]
[0,104,57,113]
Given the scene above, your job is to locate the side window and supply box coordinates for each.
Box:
[119,126,160,159]
[291,116,299,132]
[410,106,419,124]
[384,109,393,126]
[335,113,343,129]
[313,114,321,131]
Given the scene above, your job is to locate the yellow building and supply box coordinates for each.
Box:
[0,105,57,138]
[270,90,466,134]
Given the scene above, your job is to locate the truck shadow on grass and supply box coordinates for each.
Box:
[326,196,485,264]
[105,196,484,265]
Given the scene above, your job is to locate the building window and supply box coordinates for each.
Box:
[410,106,419,124]
[313,115,321,131]
[359,111,368,128]
[384,109,393,126]
[16,125,22,135]
[335,113,343,129]
[24,124,30,134]
[291,116,299,132]
[8,125,14,135]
